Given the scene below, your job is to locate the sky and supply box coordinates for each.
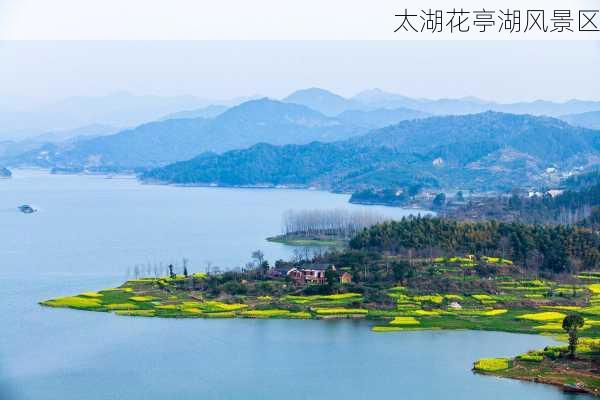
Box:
[1,40,599,105]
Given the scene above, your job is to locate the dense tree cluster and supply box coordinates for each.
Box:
[580,208,600,230]
[349,217,600,273]
[563,170,600,190]
[506,182,599,226]
[448,175,600,227]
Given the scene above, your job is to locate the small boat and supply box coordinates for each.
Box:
[18,205,37,214]
[563,383,587,393]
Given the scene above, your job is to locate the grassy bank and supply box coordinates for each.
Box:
[40,278,368,319]
[266,235,346,247]
[40,277,600,337]
[474,343,600,396]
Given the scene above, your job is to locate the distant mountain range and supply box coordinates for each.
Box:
[560,111,600,130]
[4,88,600,143]
[31,124,121,143]
[4,88,600,184]
[336,108,430,129]
[283,88,600,117]
[158,105,229,121]
[0,124,119,161]
[9,99,419,169]
[141,112,600,192]
[283,88,358,116]
[0,92,257,141]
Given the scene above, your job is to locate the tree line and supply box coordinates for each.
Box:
[349,217,600,273]
[506,182,600,226]
[447,171,600,227]
[281,208,390,238]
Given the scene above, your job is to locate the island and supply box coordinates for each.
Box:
[0,166,11,178]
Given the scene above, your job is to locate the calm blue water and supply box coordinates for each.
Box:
[0,170,589,399]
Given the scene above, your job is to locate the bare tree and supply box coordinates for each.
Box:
[251,250,265,266]
[282,208,390,239]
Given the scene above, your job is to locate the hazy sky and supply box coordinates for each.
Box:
[1,40,599,104]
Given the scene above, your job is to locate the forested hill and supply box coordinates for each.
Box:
[141,142,426,189]
[348,217,600,273]
[142,112,600,192]
[564,170,600,190]
[350,111,597,164]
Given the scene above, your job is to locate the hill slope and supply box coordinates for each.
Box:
[352,112,597,164]
[142,112,600,192]
[8,98,438,170]
[337,108,430,129]
[284,87,600,117]
[158,105,228,121]
[8,99,368,169]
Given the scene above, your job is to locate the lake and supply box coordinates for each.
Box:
[0,169,590,399]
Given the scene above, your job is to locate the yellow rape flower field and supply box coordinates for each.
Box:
[42,296,102,309]
[390,316,420,325]
[38,270,600,396]
[80,292,103,298]
[516,312,566,322]
[129,296,157,302]
[313,308,368,316]
[473,358,510,372]
[588,284,600,295]
[241,309,311,319]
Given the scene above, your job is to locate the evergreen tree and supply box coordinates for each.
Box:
[563,314,585,358]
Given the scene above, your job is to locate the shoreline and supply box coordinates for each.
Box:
[39,276,600,396]
[480,372,598,397]
[475,357,600,397]
[9,167,437,212]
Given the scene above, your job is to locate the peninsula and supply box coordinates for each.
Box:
[41,217,600,395]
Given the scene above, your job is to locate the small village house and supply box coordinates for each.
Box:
[340,272,352,284]
[286,264,335,285]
